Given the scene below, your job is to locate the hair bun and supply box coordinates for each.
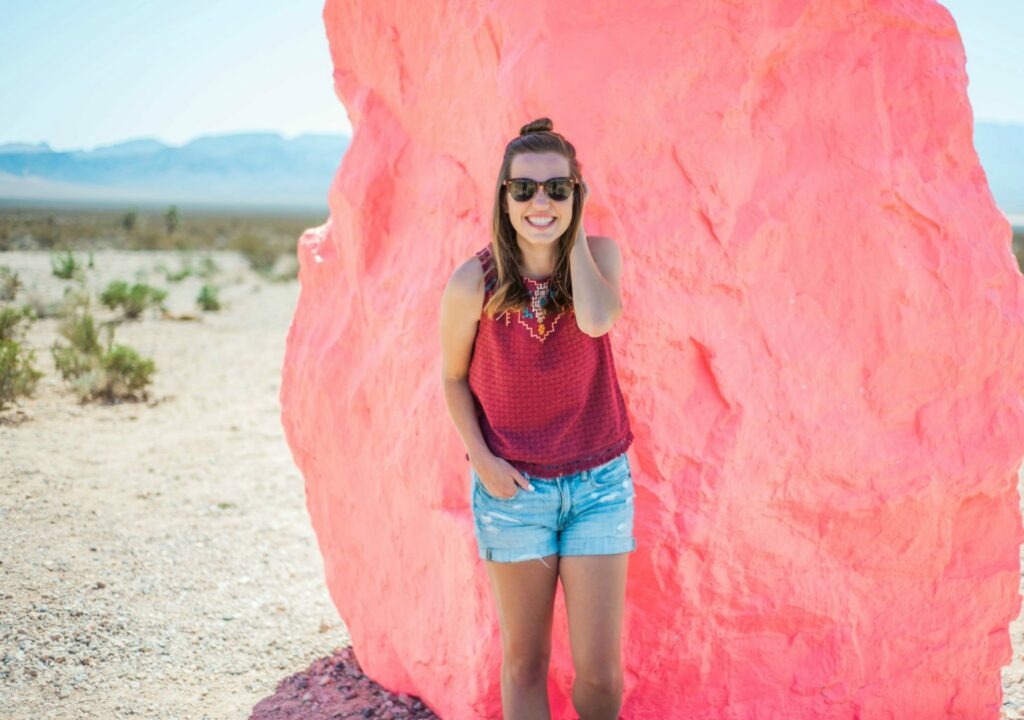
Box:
[519,117,553,136]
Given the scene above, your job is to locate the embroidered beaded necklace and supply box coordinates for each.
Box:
[500,275,568,342]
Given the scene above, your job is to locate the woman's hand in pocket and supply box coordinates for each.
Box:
[473,453,534,499]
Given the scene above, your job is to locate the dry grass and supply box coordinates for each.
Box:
[0,205,322,278]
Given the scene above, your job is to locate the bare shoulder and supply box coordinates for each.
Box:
[445,255,485,299]
[441,254,485,323]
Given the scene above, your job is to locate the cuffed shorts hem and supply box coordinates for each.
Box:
[478,541,559,563]
[559,536,636,558]
[477,537,635,563]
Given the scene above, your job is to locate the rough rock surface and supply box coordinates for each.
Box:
[251,646,437,720]
[279,1,1024,717]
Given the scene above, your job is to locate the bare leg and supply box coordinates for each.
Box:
[559,553,630,720]
[484,553,561,720]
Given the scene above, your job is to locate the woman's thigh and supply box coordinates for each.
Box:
[484,553,561,669]
[558,553,629,681]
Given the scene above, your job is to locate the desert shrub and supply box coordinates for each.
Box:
[0,305,42,409]
[197,254,220,280]
[99,280,168,319]
[51,311,154,403]
[0,339,43,411]
[59,283,93,316]
[0,266,22,301]
[231,233,278,273]
[101,345,155,395]
[154,257,193,282]
[196,284,221,311]
[167,262,193,282]
[0,305,34,341]
[58,311,106,356]
[50,250,84,281]
[121,210,138,232]
[165,205,180,236]
[20,290,61,320]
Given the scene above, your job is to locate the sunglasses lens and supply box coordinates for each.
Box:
[546,179,574,201]
[506,178,575,202]
[508,180,536,202]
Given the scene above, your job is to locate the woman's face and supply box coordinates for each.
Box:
[505,152,574,248]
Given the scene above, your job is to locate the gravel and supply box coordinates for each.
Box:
[1,250,353,718]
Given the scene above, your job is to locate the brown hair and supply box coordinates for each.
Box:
[483,117,584,320]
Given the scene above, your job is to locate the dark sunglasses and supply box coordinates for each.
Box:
[503,177,578,202]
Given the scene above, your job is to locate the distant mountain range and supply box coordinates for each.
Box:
[0,122,1019,215]
[0,132,350,211]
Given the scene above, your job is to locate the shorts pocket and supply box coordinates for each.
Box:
[590,453,631,488]
[473,470,521,501]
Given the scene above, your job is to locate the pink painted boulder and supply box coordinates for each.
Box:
[279,1,1024,717]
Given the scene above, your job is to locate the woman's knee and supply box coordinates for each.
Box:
[503,652,551,687]
[573,663,623,695]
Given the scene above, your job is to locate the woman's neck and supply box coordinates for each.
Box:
[516,239,555,279]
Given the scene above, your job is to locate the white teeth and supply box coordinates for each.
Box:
[527,216,555,227]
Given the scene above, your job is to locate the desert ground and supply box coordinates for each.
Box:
[2,247,1024,719]
[1,249,353,718]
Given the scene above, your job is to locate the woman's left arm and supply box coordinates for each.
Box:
[569,228,623,337]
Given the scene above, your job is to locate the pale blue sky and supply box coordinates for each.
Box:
[0,1,1020,151]
[0,0,351,150]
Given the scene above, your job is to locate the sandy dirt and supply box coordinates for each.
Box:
[1,248,1024,719]
[0,250,357,718]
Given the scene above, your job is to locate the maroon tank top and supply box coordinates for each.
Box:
[465,243,633,478]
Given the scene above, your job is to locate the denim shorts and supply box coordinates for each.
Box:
[470,451,637,563]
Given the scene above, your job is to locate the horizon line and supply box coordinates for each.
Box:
[4,115,1020,155]
[0,129,352,155]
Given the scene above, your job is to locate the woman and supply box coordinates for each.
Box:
[440,117,635,720]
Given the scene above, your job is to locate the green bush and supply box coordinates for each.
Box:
[51,311,154,403]
[196,284,221,311]
[156,254,195,283]
[0,338,43,411]
[0,266,22,301]
[101,345,155,397]
[58,311,108,356]
[99,280,168,319]
[0,305,33,342]
[0,304,42,409]
[167,264,193,282]
[50,250,83,280]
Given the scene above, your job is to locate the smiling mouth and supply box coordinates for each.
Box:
[526,216,556,228]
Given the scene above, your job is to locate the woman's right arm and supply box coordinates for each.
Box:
[439,258,531,496]
[439,258,493,465]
